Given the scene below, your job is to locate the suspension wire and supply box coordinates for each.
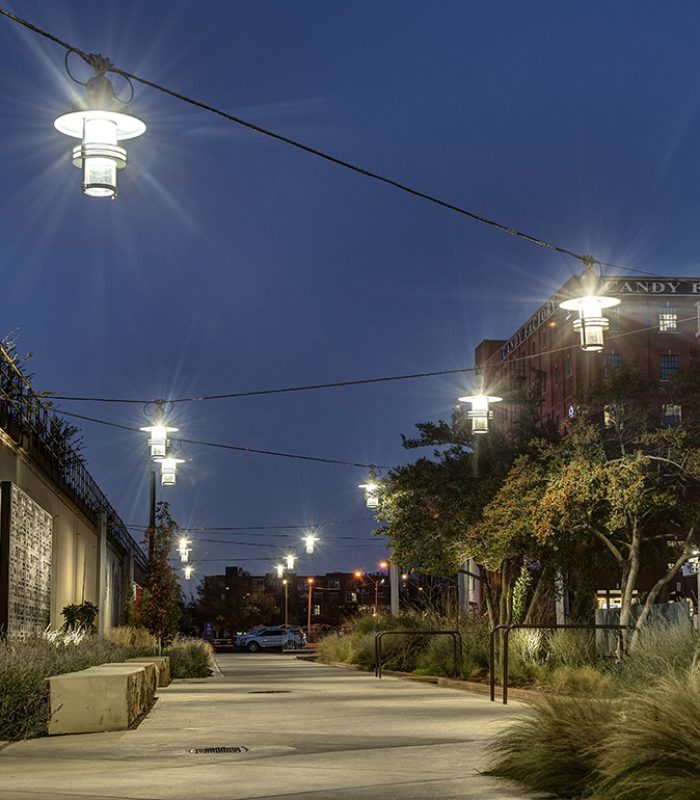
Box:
[55,409,394,469]
[0,6,658,278]
[51,366,478,404]
[127,519,374,531]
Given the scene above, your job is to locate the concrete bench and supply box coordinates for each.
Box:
[127,656,171,687]
[86,663,157,712]
[47,665,147,735]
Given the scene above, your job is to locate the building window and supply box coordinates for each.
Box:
[553,365,560,385]
[566,353,572,377]
[658,308,678,332]
[660,353,680,380]
[662,404,682,427]
[345,591,357,603]
[327,579,340,590]
[607,306,622,332]
[603,353,622,379]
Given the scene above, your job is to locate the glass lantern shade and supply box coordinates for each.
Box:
[54,108,145,198]
[140,422,178,460]
[559,295,620,352]
[303,534,319,554]
[458,394,502,434]
[358,482,380,508]
[158,455,185,486]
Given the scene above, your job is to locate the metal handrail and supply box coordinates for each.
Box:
[374,630,463,679]
[0,355,146,569]
[490,622,633,704]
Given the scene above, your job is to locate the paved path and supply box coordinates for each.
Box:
[0,654,535,800]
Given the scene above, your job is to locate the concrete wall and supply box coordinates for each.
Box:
[0,429,118,631]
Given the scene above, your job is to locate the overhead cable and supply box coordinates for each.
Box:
[56,409,394,469]
[0,7,659,278]
[51,365,478,404]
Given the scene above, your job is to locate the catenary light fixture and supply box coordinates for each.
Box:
[183,565,193,580]
[55,56,146,198]
[141,419,178,460]
[559,258,620,352]
[303,531,319,554]
[285,554,297,571]
[157,452,185,486]
[458,393,502,434]
[359,466,380,508]
[275,563,285,579]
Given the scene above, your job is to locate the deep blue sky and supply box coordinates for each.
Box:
[3,1,700,590]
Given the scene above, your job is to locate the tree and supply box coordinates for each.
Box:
[534,419,700,648]
[374,406,543,625]
[142,502,182,643]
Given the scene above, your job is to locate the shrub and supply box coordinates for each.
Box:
[486,695,616,798]
[105,625,158,653]
[613,624,700,692]
[164,639,214,678]
[589,662,700,800]
[414,617,490,678]
[546,629,597,668]
[546,665,612,696]
[316,633,354,664]
[61,601,99,633]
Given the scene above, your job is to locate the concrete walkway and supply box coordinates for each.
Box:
[0,654,536,800]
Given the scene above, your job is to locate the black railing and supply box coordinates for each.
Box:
[489,623,633,704]
[374,630,463,679]
[0,353,146,569]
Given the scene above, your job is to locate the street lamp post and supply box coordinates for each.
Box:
[306,577,315,640]
[282,578,289,627]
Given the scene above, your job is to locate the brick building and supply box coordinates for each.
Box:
[474,273,700,613]
[476,274,700,432]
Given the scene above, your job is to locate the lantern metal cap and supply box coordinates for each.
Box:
[458,394,502,403]
[559,296,620,312]
[55,74,146,140]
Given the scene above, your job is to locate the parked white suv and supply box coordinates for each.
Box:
[236,626,305,652]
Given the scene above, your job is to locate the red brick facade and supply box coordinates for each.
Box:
[476,275,700,431]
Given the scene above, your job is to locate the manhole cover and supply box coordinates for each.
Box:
[248,690,292,694]
[189,746,249,754]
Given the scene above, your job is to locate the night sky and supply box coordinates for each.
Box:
[2,1,700,593]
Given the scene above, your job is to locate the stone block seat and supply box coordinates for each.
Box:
[127,656,171,687]
[85,663,157,712]
[48,664,148,735]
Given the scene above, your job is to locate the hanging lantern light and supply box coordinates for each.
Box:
[303,530,319,554]
[183,565,193,580]
[275,563,285,579]
[458,393,502,434]
[559,258,620,352]
[55,56,146,199]
[359,466,380,508]
[177,536,191,563]
[140,414,178,460]
[157,453,185,486]
[285,554,297,571]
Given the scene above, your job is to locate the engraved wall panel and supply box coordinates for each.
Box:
[4,483,53,636]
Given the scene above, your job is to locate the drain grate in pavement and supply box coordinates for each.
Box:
[189,746,249,754]
[248,689,292,694]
